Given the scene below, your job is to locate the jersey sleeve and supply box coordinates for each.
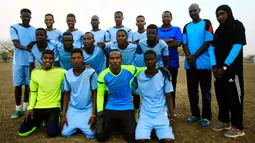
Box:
[204,19,214,42]
[28,71,38,110]
[164,78,174,94]
[91,71,98,90]
[105,30,111,41]
[175,27,182,42]
[127,29,133,42]
[64,73,71,91]
[29,51,35,63]
[10,26,18,40]
[97,71,107,112]
[161,40,169,56]
[182,24,188,45]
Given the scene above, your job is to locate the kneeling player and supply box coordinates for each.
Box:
[135,50,175,143]
[18,50,66,137]
[61,48,97,138]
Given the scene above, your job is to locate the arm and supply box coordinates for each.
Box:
[162,41,170,68]
[29,62,35,78]
[27,72,38,110]
[224,44,242,66]
[166,92,174,119]
[191,41,212,60]
[62,91,70,116]
[167,40,181,48]
[127,29,133,42]
[12,40,27,51]
[167,27,182,48]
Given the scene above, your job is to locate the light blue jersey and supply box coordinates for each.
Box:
[107,42,137,65]
[56,42,73,70]
[64,68,98,110]
[29,40,59,66]
[67,30,83,48]
[132,31,147,41]
[91,29,106,44]
[10,24,36,66]
[138,39,169,67]
[136,70,173,117]
[183,19,213,69]
[106,26,132,42]
[46,29,62,42]
[82,44,106,74]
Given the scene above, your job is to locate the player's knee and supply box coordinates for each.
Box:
[46,125,59,137]
[95,132,109,142]
[160,139,174,143]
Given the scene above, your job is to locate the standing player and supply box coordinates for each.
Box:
[182,3,213,127]
[66,13,83,48]
[158,10,182,111]
[106,11,132,42]
[45,13,62,42]
[61,49,97,138]
[10,8,36,118]
[209,5,246,137]
[135,50,175,143]
[18,50,66,137]
[82,32,106,74]
[138,24,169,68]
[56,31,75,70]
[90,15,107,44]
[131,15,147,44]
[96,50,145,143]
[29,28,59,74]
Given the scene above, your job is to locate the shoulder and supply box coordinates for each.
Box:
[234,20,245,30]
[55,29,62,33]
[128,43,137,48]
[139,39,146,45]
[86,68,96,75]
[183,22,192,32]
[98,68,110,80]
[31,67,41,74]
[171,25,181,30]
[54,67,66,73]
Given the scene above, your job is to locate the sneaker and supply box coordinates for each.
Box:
[11,111,22,119]
[224,127,245,138]
[200,119,211,127]
[23,109,28,115]
[187,116,201,123]
[212,122,231,131]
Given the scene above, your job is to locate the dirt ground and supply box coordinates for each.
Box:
[0,62,254,143]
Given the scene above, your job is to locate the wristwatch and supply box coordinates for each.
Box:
[223,66,228,71]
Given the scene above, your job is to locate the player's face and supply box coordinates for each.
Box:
[20,12,31,25]
[146,29,157,41]
[116,31,127,44]
[62,35,73,50]
[136,17,145,29]
[109,51,123,69]
[162,12,172,25]
[71,53,84,67]
[144,53,158,69]
[45,15,54,28]
[91,17,99,28]
[41,54,54,68]
[66,16,76,28]
[217,10,228,24]
[189,7,200,21]
[36,30,47,42]
[114,13,123,25]
[83,33,95,47]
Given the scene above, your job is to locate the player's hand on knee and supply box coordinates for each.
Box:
[61,114,68,130]
[22,109,33,123]
[170,119,175,135]
[88,115,96,130]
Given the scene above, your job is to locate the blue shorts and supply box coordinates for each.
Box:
[135,111,175,140]
[61,106,95,138]
[12,64,29,86]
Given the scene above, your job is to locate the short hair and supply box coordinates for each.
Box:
[114,11,123,16]
[116,29,127,37]
[163,11,172,17]
[36,28,47,36]
[42,50,54,57]
[45,13,54,20]
[62,31,73,37]
[109,49,122,58]
[136,15,145,20]
[20,8,31,15]
[67,13,76,20]
[71,48,83,57]
[84,32,94,39]
[147,24,158,31]
[144,50,157,58]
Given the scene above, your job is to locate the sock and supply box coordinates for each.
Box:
[23,102,29,110]
[16,105,22,111]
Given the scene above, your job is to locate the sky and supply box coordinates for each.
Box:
[0,0,254,56]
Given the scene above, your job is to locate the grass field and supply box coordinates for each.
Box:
[0,63,254,143]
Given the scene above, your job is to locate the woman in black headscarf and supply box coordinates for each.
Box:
[209,5,246,138]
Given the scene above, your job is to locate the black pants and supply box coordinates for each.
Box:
[214,74,244,130]
[18,108,60,137]
[96,110,136,143]
[186,69,212,120]
[168,68,178,108]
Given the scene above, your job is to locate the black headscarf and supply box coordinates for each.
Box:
[213,5,246,74]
